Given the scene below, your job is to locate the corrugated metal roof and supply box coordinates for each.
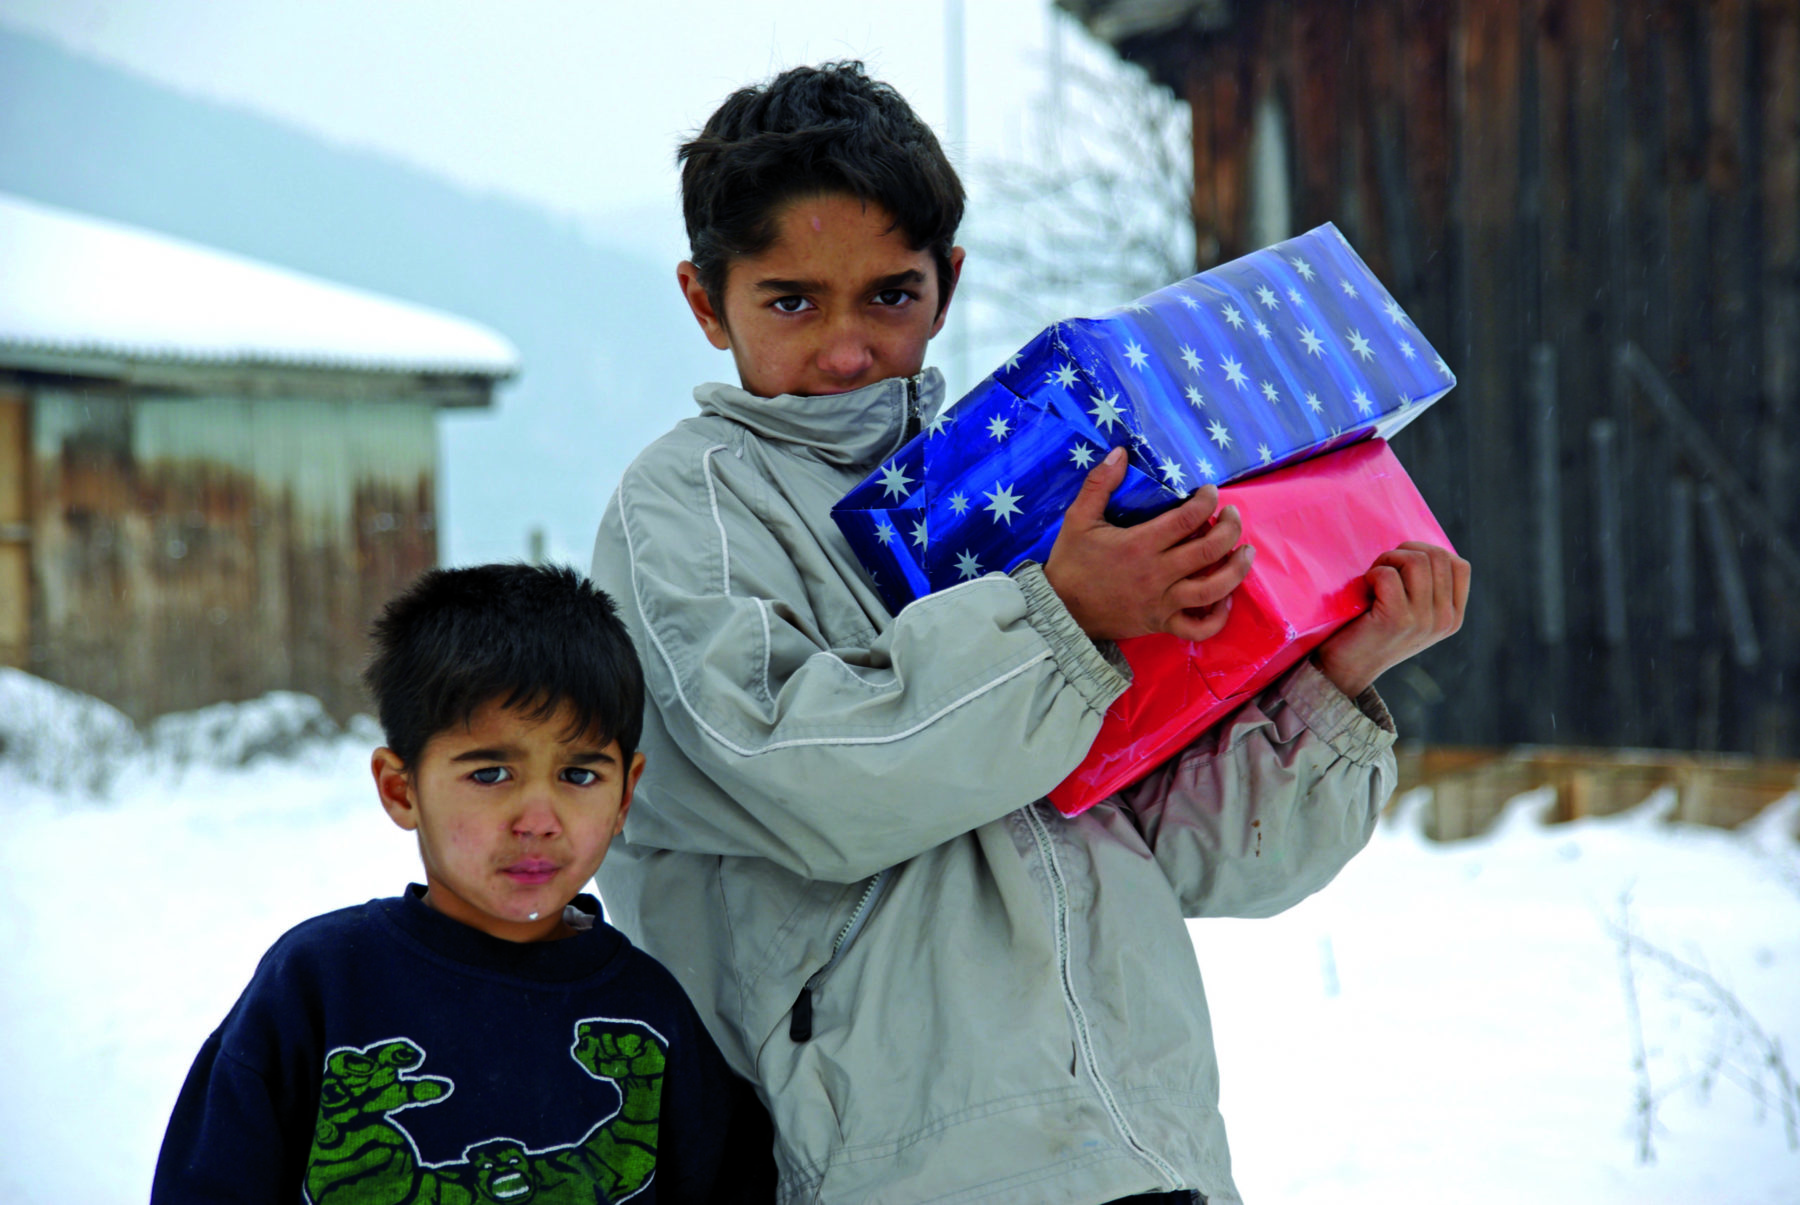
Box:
[1056,0,1231,44]
[0,193,519,380]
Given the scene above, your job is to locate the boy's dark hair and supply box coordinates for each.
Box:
[363,563,644,768]
[679,60,965,316]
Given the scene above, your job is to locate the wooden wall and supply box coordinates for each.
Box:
[25,385,438,721]
[1133,0,1799,755]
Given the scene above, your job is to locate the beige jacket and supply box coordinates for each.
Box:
[590,368,1397,1205]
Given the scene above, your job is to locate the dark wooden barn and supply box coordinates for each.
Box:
[0,193,517,722]
[1061,0,1800,756]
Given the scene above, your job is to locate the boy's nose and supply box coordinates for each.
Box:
[815,326,875,382]
[511,797,562,838]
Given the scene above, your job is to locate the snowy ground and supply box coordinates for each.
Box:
[1,672,1796,1204]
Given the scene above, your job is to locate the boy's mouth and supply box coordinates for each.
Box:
[501,858,559,885]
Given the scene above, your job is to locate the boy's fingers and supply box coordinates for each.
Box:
[1167,545,1253,612]
[1166,597,1231,642]
[1062,448,1128,528]
[1451,553,1472,624]
[1138,484,1220,550]
[1164,506,1243,580]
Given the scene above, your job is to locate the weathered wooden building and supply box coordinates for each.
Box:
[0,193,518,721]
[1062,0,1800,756]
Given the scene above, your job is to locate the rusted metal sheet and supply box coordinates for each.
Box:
[30,388,438,721]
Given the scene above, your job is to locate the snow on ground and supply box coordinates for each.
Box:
[1,677,1796,1203]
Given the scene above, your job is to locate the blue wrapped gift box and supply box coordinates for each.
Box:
[832,223,1454,615]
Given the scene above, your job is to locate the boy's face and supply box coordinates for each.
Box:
[372,698,645,943]
[678,191,964,399]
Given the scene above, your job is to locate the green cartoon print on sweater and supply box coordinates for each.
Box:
[304,1018,665,1204]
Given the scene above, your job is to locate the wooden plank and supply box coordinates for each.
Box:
[0,393,25,668]
[1699,483,1762,668]
[1531,342,1565,643]
[1185,35,1251,267]
[1287,0,1348,231]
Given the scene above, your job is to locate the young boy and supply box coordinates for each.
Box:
[151,564,776,1205]
[589,63,1468,1204]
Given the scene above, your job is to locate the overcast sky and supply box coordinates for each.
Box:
[0,0,1103,261]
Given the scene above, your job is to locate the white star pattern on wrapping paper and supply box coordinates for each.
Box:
[1207,418,1232,448]
[910,519,929,549]
[948,491,969,515]
[1160,458,1186,488]
[1435,356,1453,379]
[983,483,1024,526]
[926,410,951,436]
[955,550,982,580]
[1351,388,1374,416]
[1124,340,1149,370]
[986,415,1011,441]
[1004,350,1023,371]
[1221,356,1249,389]
[1398,393,1413,410]
[1049,362,1079,389]
[1256,284,1281,309]
[1069,443,1096,469]
[877,460,913,501]
[1088,389,1125,431]
[875,520,896,546]
[1180,345,1203,372]
[1253,318,1272,340]
[1258,443,1273,465]
[1291,256,1316,281]
[1400,339,1417,360]
[1196,455,1215,480]
[1298,326,1325,357]
[1305,391,1323,414]
[1340,279,1359,299]
[1260,381,1280,403]
[1346,329,1375,361]
[1126,300,1151,314]
[1179,293,1200,310]
[1184,384,1205,408]
[1287,287,1303,305]
[1382,297,1410,325]
[1222,304,1246,330]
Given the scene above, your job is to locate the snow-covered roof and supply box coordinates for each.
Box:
[0,193,519,380]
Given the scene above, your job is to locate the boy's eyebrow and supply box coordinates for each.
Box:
[449,746,617,765]
[752,269,927,296]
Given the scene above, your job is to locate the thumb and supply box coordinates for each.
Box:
[1062,447,1127,528]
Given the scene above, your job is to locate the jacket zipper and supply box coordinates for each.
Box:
[901,374,922,445]
[1020,805,1181,1188]
[789,868,893,1042]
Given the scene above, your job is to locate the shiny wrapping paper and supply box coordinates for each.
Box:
[832,223,1456,814]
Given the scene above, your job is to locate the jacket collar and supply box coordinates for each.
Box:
[694,368,947,471]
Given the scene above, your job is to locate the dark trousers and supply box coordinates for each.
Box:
[1104,1193,1203,1204]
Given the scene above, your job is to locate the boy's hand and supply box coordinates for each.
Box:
[1044,447,1253,643]
[1314,542,1470,698]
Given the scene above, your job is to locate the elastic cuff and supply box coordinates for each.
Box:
[1276,657,1397,765]
[1010,561,1131,713]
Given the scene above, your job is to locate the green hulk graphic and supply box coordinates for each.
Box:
[304,1018,666,1204]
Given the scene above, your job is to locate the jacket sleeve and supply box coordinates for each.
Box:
[1121,657,1398,919]
[151,1029,304,1204]
[592,445,1130,883]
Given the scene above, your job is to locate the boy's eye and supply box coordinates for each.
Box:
[470,766,510,785]
[561,767,600,787]
[872,288,914,308]
[771,295,814,314]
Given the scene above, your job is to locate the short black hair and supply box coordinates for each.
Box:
[363,563,644,769]
[680,60,965,316]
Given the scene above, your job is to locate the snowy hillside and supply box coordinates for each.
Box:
[1,670,1795,1204]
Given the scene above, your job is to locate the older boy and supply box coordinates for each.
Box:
[152,564,775,1205]
[590,63,1467,1204]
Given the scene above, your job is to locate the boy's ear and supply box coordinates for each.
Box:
[372,748,420,832]
[677,261,732,351]
[929,245,967,338]
[615,751,647,834]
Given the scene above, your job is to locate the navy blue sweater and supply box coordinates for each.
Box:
[152,886,775,1204]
